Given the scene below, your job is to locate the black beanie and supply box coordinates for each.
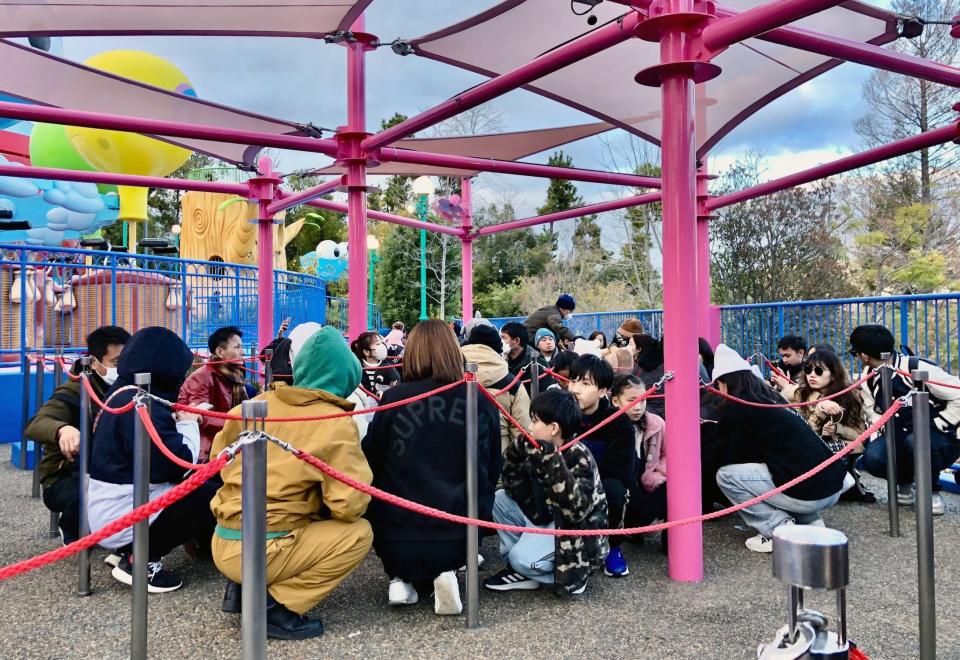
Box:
[465,324,503,355]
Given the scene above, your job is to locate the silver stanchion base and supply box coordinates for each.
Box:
[758,622,850,659]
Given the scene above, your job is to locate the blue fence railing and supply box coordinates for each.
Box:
[325,297,383,336]
[490,293,960,375]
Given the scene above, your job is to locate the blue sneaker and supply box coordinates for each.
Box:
[603,547,629,577]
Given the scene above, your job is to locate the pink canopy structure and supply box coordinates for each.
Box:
[0,0,957,588]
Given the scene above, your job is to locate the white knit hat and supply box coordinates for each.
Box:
[573,337,603,358]
[711,343,754,382]
[288,322,323,364]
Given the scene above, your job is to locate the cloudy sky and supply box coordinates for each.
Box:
[46,0,897,225]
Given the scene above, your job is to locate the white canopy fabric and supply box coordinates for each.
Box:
[0,0,371,38]
[410,1,899,156]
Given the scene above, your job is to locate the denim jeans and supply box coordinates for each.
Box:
[859,427,959,493]
[492,489,555,584]
[716,463,841,539]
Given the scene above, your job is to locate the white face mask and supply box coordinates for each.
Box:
[102,367,119,385]
[502,342,511,356]
[372,344,388,362]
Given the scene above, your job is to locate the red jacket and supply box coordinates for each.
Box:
[178,364,247,461]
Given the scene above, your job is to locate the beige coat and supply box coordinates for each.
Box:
[461,343,532,453]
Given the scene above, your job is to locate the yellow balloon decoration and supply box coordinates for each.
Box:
[66,51,195,224]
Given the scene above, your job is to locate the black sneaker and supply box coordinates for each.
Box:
[483,568,540,592]
[111,555,183,593]
[266,594,324,640]
[221,579,242,614]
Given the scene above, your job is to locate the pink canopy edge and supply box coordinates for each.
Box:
[316,120,613,177]
[408,0,900,157]
[0,39,306,165]
[0,0,372,38]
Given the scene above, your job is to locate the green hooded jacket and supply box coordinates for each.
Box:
[292,325,361,399]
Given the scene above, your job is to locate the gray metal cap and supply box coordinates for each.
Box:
[772,525,849,590]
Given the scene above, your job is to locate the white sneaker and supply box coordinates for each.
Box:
[932,493,945,516]
[388,578,418,605]
[104,553,122,568]
[432,571,463,615]
[745,534,774,553]
[897,483,916,506]
[457,553,485,572]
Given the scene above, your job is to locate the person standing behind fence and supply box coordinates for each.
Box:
[770,335,807,392]
[710,344,848,553]
[178,326,249,462]
[362,320,502,616]
[850,324,960,516]
[210,325,374,641]
[88,327,214,592]
[27,325,130,544]
[523,294,576,345]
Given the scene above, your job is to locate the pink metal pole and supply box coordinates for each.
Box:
[658,3,703,582]
[701,0,846,51]
[696,164,713,348]
[253,156,278,354]
[345,15,369,340]
[306,198,462,236]
[0,163,247,195]
[707,121,960,210]
[265,176,344,216]
[362,12,644,152]
[460,177,474,322]
[476,191,662,236]
[0,102,340,159]
[379,147,662,189]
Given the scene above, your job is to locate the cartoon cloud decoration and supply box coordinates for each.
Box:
[66,50,195,223]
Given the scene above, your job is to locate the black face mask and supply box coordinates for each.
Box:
[612,333,630,348]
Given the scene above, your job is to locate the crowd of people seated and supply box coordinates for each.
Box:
[22,291,960,641]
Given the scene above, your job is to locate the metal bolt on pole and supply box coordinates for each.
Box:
[241,399,269,660]
[911,369,936,660]
[264,348,273,388]
[880,353,900,537]
[464,363,480,630]
[31,349,45,498]
[19,352,32,470]
[131,372,152,660]
[77,357,92,596]
[530,359,540,401]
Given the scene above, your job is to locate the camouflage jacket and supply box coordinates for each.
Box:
[501,438,609,594]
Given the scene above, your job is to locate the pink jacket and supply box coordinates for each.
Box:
[636,412,667,492]
[384,329,405,347]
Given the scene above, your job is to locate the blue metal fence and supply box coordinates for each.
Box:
[325,297,383,336]
[490,293,960,374]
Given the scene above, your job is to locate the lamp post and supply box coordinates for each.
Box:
[412,176,434,321]
[367,234,380,309]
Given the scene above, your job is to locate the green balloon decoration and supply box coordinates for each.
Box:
[29,122,117,195]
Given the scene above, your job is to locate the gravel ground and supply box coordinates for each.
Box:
[0,446,957,660]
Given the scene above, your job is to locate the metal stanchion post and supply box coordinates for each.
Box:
[464,363,480,629]
[131,373,151,660]
[911,369,936,660]
[19,352,31,470]
[264,348,273,389]
[530,359,540,401]
[880,352,900,537]
[31,349,45,498]
[50,351,63,538]
[53,351,63,386]
[77,357,92,596]
[241,400,268,660]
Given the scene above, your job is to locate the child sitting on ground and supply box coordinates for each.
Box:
[484,390,608,595]
[610,374,668,552]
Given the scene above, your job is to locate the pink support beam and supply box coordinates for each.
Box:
[362,11,644,152]
[0,101,340,160]
[461,177,474,322]
[476,191,661,236]
[658,1,703,583]
[702,0,847,51]
[707,121,960,210]
[265,176,344,216]
[735,11,960,87]
[380,147,662,188]
[345,15,370,340]
[696,165,713,348]
[0,163,247,195]
[253,156,279,354]
[306,198,463,236]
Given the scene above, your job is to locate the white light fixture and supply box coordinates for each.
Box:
[366,235,380,251]
[171,224,182,235]
[412,175,434,196]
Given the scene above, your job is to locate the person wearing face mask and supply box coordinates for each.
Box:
[603,318,645,372]
[27,325,130,545]
[522,294,576,345]
[350,331,400,396]
[500,322,554,396]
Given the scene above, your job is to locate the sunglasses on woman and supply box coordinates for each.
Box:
[803,364,829,376]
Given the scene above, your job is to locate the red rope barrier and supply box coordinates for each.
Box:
[136,405,207,471]
[478,384,539,449]
[82,377,137,415]
[559,383,659,451]
[704,371,876,409]
[543,367,570,383]
[290,399,901,537]
[895,369,960,390]
[493,368,526,396]
[0,454,229,582]
[169,378,466,422]
[357,384,381,401]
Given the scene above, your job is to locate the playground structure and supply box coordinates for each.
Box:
[0,0,956,591]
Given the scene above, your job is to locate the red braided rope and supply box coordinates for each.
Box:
[0,454,228,582]
[478,384,539,449]
[82,377,137,415]
[492,368,525,396]
[704,371,876,409]
[170,379,466,422]
[895,369,960,390]
[357,384,381,401]
[290,400,900,537]
[543,367,570,383]
[136,405,206,471]
[559,383,659,451]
